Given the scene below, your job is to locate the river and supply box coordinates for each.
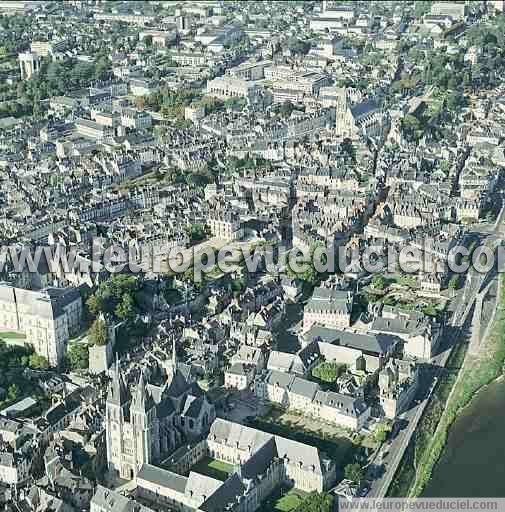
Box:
[423,378,505,497]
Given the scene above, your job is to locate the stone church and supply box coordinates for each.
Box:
[105,343,216,480]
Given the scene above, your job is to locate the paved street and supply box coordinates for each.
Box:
[366,206,505,498]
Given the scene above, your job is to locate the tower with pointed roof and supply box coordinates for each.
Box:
[105,350,216,481]
[130,372,159,476]
[105,358,130,477]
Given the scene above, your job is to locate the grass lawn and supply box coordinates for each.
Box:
[257,487,306,512]
[275,491,304,511]
[190,457,233,481]
[249,406,370,470]
[0,331,26,340]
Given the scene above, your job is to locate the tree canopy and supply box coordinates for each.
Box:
[344,462,365,483]
[312,361,346,383]
[297,492,333,512]
[28,354,49,370]
[89,317,108,346]
[186,223,209,245]
[86,274,140,321]
[67,343,90,370]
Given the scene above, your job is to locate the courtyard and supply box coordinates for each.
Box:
[257,487,306,512]
[189,456,234,481]
[248,405,376,468]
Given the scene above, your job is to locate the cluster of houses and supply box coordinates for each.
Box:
[1,0,505,510]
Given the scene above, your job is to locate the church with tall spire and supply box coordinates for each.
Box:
[105,343,216,480]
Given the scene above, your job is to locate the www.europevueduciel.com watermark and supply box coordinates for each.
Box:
[0,239,503,282]
[338,498,501,512]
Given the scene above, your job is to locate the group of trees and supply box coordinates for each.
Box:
[312,361,346,384]
[344,462,365,484]
[66,342,90,370]
[144,86,199,119]
[227,155,270,173]
[0,340,49,406]
[185,223,210,245]
[296,492,333,512]
[0,15,32,54]
[371,274,387,291]
[140,88,247,122]
[5,55,110,120]
[272,100,305,118]
[0,341,48,371]
[286,243,329,287]
[286,36,311,56]
[83,274,144,362]
[404,18,505,101]
[86,274,141,323]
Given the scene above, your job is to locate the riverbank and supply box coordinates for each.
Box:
[407,276,505,497]
[423,376,505,496]
[387,337,468,497]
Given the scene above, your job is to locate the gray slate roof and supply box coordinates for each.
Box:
[137,464,187,494]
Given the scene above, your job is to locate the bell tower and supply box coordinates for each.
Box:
[105,358,129,477]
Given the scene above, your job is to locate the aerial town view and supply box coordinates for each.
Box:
[1,0,505,511]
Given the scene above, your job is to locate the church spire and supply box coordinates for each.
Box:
[107,355,129,406]
[132,371,153,412]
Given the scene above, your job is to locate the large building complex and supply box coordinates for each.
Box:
[0,283,82,366]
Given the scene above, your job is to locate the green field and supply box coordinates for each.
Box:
[0,331,26,340]
[190,457,234,481]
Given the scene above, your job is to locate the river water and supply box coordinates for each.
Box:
[423,378,505,497]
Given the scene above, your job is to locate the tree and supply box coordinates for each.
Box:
[67,343,89,370]
[344,463,364,483]
[446,90,466,112]
[0,341,32,373]
[86,293,104,316]
[371,275,386,290]
[414,1,432,18]
[287,37,311,56]
[230,276,246,295]
[196,96,224,115]
[278,100,295,118]
[7,384,19,402]
[86,274,140,319]
[401,114,422,140]
[115,293,135,321]
[448,274,459,290]
[94,56,109,81]
[89,318,107,346]
[312,361,345,383]
[375,420,392,444]
[70,62,94,85]
[186,223,209,245]
[28,354,49,370]
[286,244,325,286]
[297,492,333,512]
[223,97,247,110]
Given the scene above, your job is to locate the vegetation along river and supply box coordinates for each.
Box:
[423,378,505,497]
